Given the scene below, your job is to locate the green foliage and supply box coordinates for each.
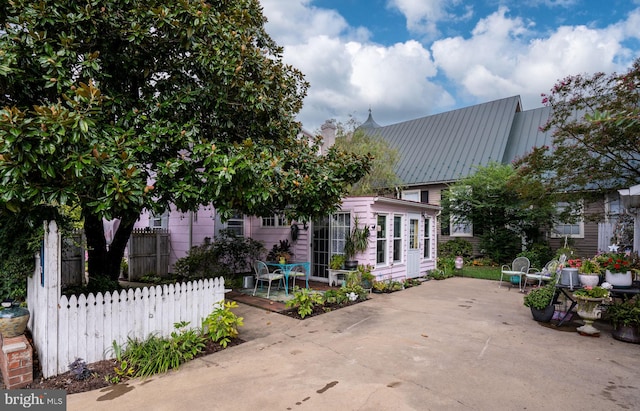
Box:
[174,230,265,280]
[438,257,456,274]
[285,287,323,318]
[607,297,640,327]
[329,254,346,270]
[266,239,294,262]
[523,283,556,310]
[429,269,454,280]
[344,216,370,261]
[202,301,244,348]
[439,238,473,258]
[333,128,402,195]
[123,322,205,378]
[443,162,556,264]
[517,59,640,199]
[0,0,370,282]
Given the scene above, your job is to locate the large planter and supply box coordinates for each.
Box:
[611,324,640,344]
[530,305,555,323]
[605,270,632,288]
[0,303,30,338]
[579,274,599,287]
[574,296,604,336]
[560,268,580,289]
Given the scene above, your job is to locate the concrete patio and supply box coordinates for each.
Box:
[68,277,640,410]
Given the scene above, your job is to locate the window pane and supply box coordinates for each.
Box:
[377,215,387,264]
[393,216,402,262]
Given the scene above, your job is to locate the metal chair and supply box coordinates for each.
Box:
[252,261,284,298]
[499,256,530,292]
[288,265,308,290]
[524,259,559,291]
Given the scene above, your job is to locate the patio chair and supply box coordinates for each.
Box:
[524,259,559,291]
[288,265,308,290]
[252,260,284,299]
[499,256,530,292]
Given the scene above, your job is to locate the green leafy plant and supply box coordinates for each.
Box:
[122,322,205,378]
[439,238,473,258]
[344,216,370,261]
[267,239,294,263]
[523,283,556,310]
[329,254,346,270]
[285,287,323,318]
[607,297,640,327]
[573,286,610,299]
[578,258,602,274]
[202,301,244,348]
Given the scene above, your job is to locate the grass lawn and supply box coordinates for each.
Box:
[456,265,501,281]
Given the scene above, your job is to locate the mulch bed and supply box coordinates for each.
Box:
[278,299,366,320]
[0,330,243,395]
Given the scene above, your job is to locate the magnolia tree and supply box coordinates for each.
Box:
[515,59,640,213]
[0,0,371,281]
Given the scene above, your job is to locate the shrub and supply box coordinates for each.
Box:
[68,358,91,380]
[174,229,265,280]
[439,238,473,258]
[202,301,244,348]
[285,287,323,318]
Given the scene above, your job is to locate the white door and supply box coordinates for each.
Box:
[407,215,420,278]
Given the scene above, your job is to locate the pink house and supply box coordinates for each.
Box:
[134,195,440,284]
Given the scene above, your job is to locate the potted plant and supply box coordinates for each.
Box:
[578,257,601,287]
[356,264,375,289]
[329,254,346,270]
[607,297,640,343]
[596,253,634,287]
[267,240,294,264]
[572,285,611,336]
[343,216,370,270]
[523,283,556,322]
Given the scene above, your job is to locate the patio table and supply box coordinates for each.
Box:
[266,261,310,295]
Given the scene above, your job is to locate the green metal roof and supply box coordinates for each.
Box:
[366,96,554,186]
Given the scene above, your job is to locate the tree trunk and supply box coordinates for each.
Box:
[83,211,137,282]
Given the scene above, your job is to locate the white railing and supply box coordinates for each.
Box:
[27,221,226,378]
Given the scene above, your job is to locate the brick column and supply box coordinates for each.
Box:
[0,334,33,389]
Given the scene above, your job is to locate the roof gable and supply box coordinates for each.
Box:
[368,96,523,184]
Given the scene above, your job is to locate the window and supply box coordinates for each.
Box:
[448,185,473,237]
[331,212,350,255]
[226,211,245,236]
[420,190,429,204]
[376,214,387,265]
[552,202,583,238]
[149,212,168,229]
[423,217,431,259]
[261,214,288,227]
[409,218,419,250]
[450,218,473,237]
[392,215,402,262]
[401,190,420,202]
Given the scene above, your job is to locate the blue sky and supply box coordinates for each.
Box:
[261,0,640,132]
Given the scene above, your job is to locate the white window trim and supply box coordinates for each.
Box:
[450,216,473,237]
[423,216,433,260]
[551,202,584,239]
[392,214,403,263]
[376,213,389,267]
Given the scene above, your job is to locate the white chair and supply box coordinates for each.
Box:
[524,259,559,291]
[500,256,530,292]
[288,265,307,290]
[252,261,284,298]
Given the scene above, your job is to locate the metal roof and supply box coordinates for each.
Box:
[502,106,554,164]
[367,96,523,185]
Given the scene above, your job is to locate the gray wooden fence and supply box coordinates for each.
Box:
[61,228,171,286]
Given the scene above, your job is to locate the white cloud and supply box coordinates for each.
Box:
[260,1,640,132]
[432,6,637,109]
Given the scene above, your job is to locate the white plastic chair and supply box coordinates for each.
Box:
[499,256,530,292]
[252,261,284,298]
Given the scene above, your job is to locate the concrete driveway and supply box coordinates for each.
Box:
[68,277,640,410]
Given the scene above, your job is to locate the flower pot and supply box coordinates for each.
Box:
[530,305,555,322]
[611,324,640,344]
[605,270,632,288]
[344,260,358,271]
[560,268,579,289]
[0,304,30,338]
[574,296,604,336]
[579,274,599,287]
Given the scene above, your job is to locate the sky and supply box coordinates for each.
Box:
[260,0,640,133]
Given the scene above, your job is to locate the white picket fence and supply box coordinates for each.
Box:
[27,221,227,378]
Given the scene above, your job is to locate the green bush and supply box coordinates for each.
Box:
[285,287,323,318]
[202,301,244,348]
[174,229,265,280]
[439,238,473,258]
[123,322,205,378]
